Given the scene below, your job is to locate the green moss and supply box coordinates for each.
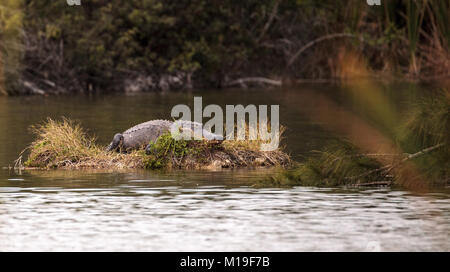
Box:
[143,132,196,169]
[142,154,166,169]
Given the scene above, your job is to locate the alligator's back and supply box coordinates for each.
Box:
[122,120,172,150]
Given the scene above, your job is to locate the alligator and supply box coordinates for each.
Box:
[105,119,223,154]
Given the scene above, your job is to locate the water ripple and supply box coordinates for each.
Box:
[0,177,448,251]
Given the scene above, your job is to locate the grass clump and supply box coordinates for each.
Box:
[25,118,100,168]
[256,141,386,188]
[24,118,145,169]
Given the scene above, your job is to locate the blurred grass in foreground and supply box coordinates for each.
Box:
[258,51,449,190]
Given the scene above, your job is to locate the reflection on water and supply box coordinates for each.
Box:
[0,85,449,251]
[1,169,449,251]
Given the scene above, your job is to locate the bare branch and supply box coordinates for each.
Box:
[347,143,445,181]
[287,33,358,68]
[257,0,280,43]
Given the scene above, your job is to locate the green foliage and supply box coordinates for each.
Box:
[144,132,193,169]
[142,154,166,169]
[0,0,447,93]
[22,0,280,88]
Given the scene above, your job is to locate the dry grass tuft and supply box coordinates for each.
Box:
[24,118,145,169]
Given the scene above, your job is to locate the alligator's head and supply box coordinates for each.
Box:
[105,133,124,152]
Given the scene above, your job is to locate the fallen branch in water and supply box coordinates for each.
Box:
[22,81,46,95]
[400,143,445,161]
[347,143,445,181]
[225,77,282,88]
[351,181,393,187]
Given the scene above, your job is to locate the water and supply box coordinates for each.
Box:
[0,86,449,251]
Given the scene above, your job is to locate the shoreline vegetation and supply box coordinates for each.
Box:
[1,1,449,95]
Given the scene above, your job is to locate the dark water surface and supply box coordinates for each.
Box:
[0,86,449,251]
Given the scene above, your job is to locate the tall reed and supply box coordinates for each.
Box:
[406,0,424,74]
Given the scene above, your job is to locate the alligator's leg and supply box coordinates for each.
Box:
[105,133,124,152]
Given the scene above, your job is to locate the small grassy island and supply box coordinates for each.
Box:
[20,119,290,170]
